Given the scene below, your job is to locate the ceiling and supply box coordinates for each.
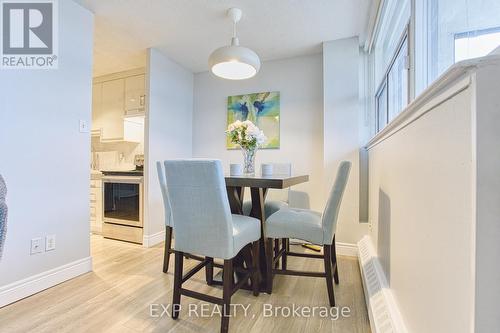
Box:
[76,0,372,77]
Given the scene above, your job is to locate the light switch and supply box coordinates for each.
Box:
[79,120,89,133]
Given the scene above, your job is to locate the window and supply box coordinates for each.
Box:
[454,27,500,62]
[365,0,500,138]
[376,82,387,132]
[375,30,410,133]
[373,0,411,86]
[416,0,500,93]
[370,0,410,134]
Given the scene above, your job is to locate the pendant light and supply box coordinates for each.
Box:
[208,8,261,80]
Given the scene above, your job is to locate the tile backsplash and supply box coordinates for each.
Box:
[91,137,143,171]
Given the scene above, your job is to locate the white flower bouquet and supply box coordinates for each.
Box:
[226,120,267,174]
[226,120,267,150]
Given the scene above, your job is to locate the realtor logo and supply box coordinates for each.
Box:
[1,0,58,69]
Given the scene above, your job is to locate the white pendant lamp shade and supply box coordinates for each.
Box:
[209,39,260,80]
[209,8,261,80]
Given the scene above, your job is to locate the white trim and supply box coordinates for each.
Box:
[336,242,358,257]
[357,236,407,333]
[142,230,165,248]
[363,0,383,52]
[0,256,92,308]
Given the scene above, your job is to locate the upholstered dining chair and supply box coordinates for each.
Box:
[242,163,292,268]
[164,159,261,333]
[156,162,174,273]
[157,162,212,278]
[264,161,351,306]
[242,162,292,218]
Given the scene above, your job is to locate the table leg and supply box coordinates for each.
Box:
[249,187,270,291]
[226,186,245,215]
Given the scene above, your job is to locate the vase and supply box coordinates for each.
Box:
[241,147,257,174]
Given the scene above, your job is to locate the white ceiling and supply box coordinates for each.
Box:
[76,0,372,76]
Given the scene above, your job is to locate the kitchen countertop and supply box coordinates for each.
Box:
[101,170,144,176]
[90,170,103,180]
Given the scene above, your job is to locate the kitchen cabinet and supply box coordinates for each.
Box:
[90,176,103,234]
[101,79,126,140]
[92,83,103,134]
[125,74,145,114]
[91,69,145,143]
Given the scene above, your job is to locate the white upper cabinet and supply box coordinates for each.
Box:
[92,83,103,135]
[91,69,145,143]
[100,78,125,140]
[125,74,145,114]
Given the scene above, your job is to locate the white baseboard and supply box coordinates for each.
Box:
[0,256,92,308]
[357,236,407,333]
[143,230,165,248]
[336,241,358,257]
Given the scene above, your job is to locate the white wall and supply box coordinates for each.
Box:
[366,58,500,332]
[144,48,193,242]
[323,38,370,244]
[0,0,93,305]
[193,54,325,212]
[369,87,474,333]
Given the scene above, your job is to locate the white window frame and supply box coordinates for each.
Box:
[375,25,411,133]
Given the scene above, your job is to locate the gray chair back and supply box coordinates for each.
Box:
[321,161,351,244]
[268,163,292,203]
[163,159,234,259]
[156,161,172,227]
[272,163,292,176]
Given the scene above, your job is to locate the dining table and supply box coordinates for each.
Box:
[223,173,309,292]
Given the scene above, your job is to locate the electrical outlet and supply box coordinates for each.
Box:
[31,237,43,255]
[46,234,56,251]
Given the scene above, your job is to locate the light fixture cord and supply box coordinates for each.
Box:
[231,17,239,46]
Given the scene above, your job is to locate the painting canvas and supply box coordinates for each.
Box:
[226,91,280,149]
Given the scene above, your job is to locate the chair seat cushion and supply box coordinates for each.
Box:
[242,200,288,218]
[231,214,261,257]
[264,208,325,245]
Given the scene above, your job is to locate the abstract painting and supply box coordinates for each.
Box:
[226,91,280,149]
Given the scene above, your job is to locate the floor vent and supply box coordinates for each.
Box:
[357,236,407,333]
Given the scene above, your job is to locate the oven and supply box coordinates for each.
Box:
[102,175,143,228]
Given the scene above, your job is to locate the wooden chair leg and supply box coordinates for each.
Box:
[163,226,173,273]
[274,239,280,268]
[332,236,339,284]
[221,259,233,333]
[281,238,288,270]
[251,241,260,296]
[266,238,274,294]
[323,245,335,307]
[172,251,184,319]
[206,257,214,285]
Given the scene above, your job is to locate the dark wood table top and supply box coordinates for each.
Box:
[224,174,309,189]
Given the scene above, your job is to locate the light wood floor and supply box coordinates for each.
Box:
[0,235,371,333]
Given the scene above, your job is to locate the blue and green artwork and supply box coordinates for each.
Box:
[227,91,280,149]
